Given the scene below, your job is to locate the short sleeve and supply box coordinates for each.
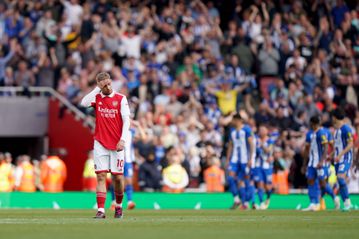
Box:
[305,131,312,144]
[244,126,253,139]
[326,129,333,143]
[343,125,353,142]
[318,130,328,145]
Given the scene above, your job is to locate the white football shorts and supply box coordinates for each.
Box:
[93,140,124,175]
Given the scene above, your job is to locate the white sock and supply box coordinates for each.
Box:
[234,196,240,203]
[344,199,351,207]
[98,208,105,213]
[115,203,123,208]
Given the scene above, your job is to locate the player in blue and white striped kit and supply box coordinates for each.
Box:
[319,127,340,210]
[124,128,136,209]
[255,126,274,210]
[332,109,354,211]
[302,116,329,211]
[226,113,255,210]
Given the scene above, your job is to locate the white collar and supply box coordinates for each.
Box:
[100,90,115,98]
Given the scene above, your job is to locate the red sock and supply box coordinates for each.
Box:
[115,191,124,207]
[96,192,106,210]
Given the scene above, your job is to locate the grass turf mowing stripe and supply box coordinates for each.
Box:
[0,210,358,239]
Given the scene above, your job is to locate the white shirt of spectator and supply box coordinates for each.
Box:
[63,1,83,26]
[121,34,141,59]
[285,56,307,71]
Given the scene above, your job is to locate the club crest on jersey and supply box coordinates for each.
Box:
[112,101,118,107]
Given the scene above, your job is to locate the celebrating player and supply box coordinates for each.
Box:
[226,113,255,210]
[302,116,329,211]
[332,109,354,211]
[80,72,131,219]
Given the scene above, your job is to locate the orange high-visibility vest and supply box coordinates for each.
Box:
[204,166,225,192]
[272,170,289,194]
[41,156,67,192]
[0,162,14,192]
[17,161,36,192]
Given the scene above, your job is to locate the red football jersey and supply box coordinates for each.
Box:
[91,91,130,150]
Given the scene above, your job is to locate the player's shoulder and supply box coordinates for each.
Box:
[305,130,313,140]
[341,124,352,133]
[243,124,252,132]
[113,92,126,98]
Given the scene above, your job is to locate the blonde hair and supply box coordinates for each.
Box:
[95,72,110,82]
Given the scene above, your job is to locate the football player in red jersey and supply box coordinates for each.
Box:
[81,72,130,219]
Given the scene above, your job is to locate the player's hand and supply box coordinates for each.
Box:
[317,161,323,168]
[116,140,125,151]
[334,156,340,163]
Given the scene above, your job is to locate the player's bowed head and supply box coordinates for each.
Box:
[96,72,113,96]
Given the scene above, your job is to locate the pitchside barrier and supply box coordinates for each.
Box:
[0,192,358,210]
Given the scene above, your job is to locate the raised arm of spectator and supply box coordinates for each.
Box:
[0,39,16,63]
[80,86,100,107]
[205,84,218,96]
[133,120,148,142]
[249,5,259,23]
[261,2,270,26]
[234,83,248,94]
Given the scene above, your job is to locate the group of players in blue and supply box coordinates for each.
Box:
[227,108,355,211]
[302,109,354,211]
[226,113,275,210]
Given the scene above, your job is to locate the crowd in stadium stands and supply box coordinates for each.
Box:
[0,0,359,193]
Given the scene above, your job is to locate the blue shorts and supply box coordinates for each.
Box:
[124,162,133,178]
[317,166,329,180]
[251,167,262,182]
[335,161,351,176]
[262,168,273,184]
[228,162,239,174]
[252,168,272,184]
[238,163,250,181]
[306,166,318,180]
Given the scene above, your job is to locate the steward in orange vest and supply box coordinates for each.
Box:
[204,157,225,192]
[0,153,14,192]
[41,155,67,192]
[14,155,36,192]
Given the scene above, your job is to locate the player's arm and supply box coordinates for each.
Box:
[80,87,100,108]
[117,96,131,151]
[335,129,354,162]
[225,140,233,168]
[318,133,328,168]
[262,141,273,154]
[336,141,354,162]
[318,143,328,168]
[247,135,255,168]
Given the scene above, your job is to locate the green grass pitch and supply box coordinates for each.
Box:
[0,210,358,239]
